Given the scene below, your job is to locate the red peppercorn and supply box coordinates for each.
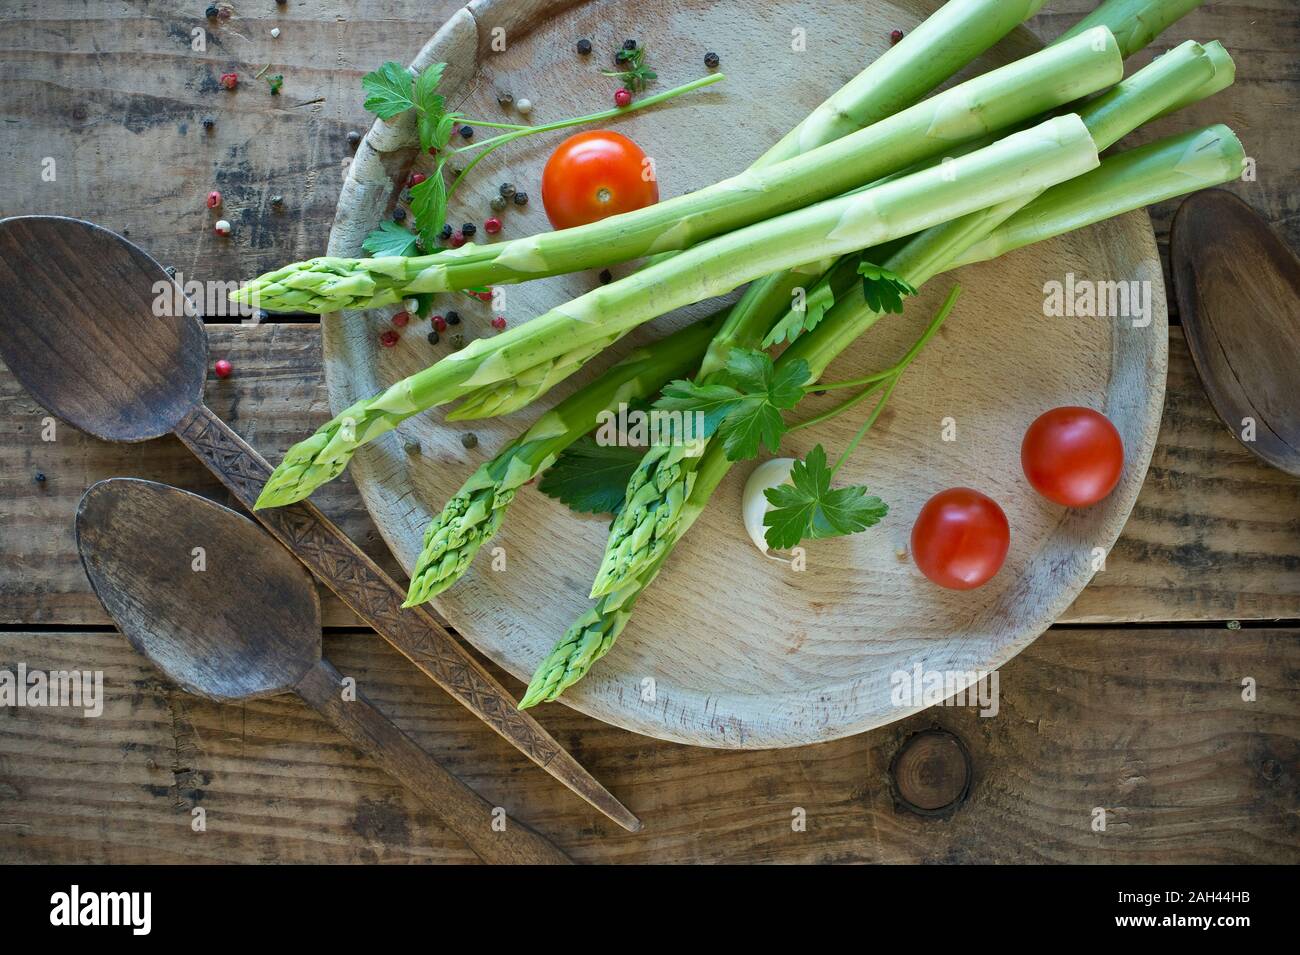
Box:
[614,88,632,107]
[484,217,502,235]
[206,190,222,209]
[220,72,238,90]
[408,171,427,188]
[890,29,904,45]
[449,232,467,248]
[491,316,506,331]
[433,315,448,332]
[476,290,494,303]
[379,330,400,348]
[392,310,410,328]
[213,358,233,379]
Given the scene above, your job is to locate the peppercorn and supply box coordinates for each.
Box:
[270,195,284,210]
[495,89,514,107]
[393,207,407,223]
[461,222,476,237]
[214,358,233,379]
[206,190,222,209]
[704,51,720,68]
[599,269,613,284]
[379,330,399,348]
[220,72,238,91]
[202,116,215,131]
[890,29,905,45]
[258,309,270,323]
[461,432,478,449]
[165,265,177,277]
[614,50,630,65]
[449,233,466,248]
[393,310,410,328]
[512,191,528,206]
[347,130,361,148]
[439,223,453,240]
[577,38,592,55]
[34,472,46,484]
[205,5,219,19]
[614,88,632,108]
[445,310,461,325]
[515,98,533,115]
[433,315,448,333]
[491,316,506,331]
[490,195,507,212]
[484,217,502,235]
[214,219,231,236]
[408,171,427,188]
[404,439,421,455]
[270,27,281,39]
[451,333,465,348]
[426,329,439,345]
[623,39,638,51]
[499,182,516,199]
[459,125,474,139]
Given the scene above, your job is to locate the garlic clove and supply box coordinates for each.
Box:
[742,458,796,559]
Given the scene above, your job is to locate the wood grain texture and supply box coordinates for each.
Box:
[1,625,1295,863]
[4,324,1297,629]
[325,0,1168,747]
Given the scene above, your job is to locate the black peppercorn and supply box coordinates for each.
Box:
[599,269,612,284]
[427,329,439,345]
[623,39,638,51]
[461,222,476,237]
[270,194,284,209]
[704,51,720,68]
[202,116,215,131]
[512,191,528,206]
[577,37,592,55]
[165,265,177,277]
[446,310,461,325]
[614,49,629,66]
[404,439,421,455]
[461,432,478,449]
[34,472,46,484]
[206,5,219,19]
[347,130,361,148]
[499,182,516,199]
[459,125,474,139]
[440,223,453,240]
[393,207,407,223]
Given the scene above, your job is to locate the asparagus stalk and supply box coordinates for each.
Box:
[255,115,1100,508]
[527,46,1240,703]
[402,313,721,606]
[234,27,1118,312]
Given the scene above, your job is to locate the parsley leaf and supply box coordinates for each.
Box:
[653,349,808,462]
[362,62,417,119]
[538,435,644,516]
[763,278,836,347]
[409,169,448,249]
[858,261,918,315]
[602,46,658,92]
[763,445,888,550]
[362,220,420,257]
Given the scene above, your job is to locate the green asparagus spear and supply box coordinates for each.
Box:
[402,314,721,607]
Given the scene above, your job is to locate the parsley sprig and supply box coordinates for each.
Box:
[763,257,918,347]
[765,284,961,549]
[358,60,724,259]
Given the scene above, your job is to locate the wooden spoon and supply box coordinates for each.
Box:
[0,215,638,833]
[1171,190,1300,476]
[75,477,572,864]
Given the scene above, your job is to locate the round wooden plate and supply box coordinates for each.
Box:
[324,0,1167,748]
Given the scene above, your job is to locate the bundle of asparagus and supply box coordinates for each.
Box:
[237,0,1243,709]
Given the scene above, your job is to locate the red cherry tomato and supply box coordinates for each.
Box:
[1021,406,1123,507]
[541,130,658,230]
[910,488,1010,591]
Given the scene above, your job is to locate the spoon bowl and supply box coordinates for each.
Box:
[0,216,206,442]
[76,478,320,700]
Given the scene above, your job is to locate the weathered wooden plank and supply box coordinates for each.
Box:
[1,626,1295,863]
[3,323,1296,628]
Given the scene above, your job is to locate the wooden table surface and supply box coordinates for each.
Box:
[1,1,1297,864]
